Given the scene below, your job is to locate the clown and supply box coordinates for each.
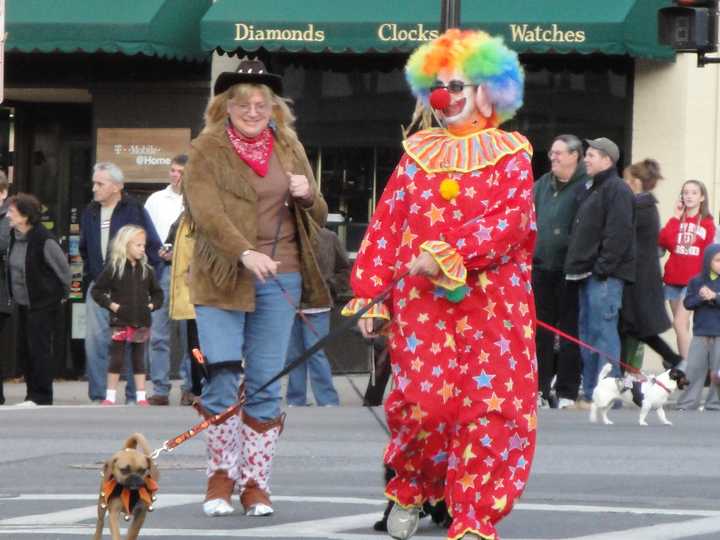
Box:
[343,30,537,540]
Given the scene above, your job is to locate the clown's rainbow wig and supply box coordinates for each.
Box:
[406,29,524,123]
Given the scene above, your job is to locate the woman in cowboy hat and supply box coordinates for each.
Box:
[183,57,330,518]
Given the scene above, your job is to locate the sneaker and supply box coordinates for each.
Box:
[537,396,550,409]
[11,400,38,408]
[246,503,273,516]
[180,390,196,406]
[386,504,421,540]
[557,398,576,410]
[241,483,274,516]
[137,400,150,407]
[147,394,169,406]
[100,400,115,406]
[203,498,234,517]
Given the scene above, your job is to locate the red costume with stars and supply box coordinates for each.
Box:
[344,127,537,539]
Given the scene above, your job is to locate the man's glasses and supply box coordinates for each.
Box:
[431,80,474,94]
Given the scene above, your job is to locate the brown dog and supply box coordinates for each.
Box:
[93,433,159,540]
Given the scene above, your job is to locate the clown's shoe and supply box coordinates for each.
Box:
[386,504,421,539]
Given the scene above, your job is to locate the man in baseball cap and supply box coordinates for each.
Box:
[585,137,620,165]
[564,135,636,407]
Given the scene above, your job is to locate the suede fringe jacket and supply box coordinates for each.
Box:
[183,128,331,311]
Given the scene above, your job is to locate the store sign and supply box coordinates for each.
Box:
[96,128,190,183]
[508,24,586,44]
[235,23,325,42]
[377,24,440,42]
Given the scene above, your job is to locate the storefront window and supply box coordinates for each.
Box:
[273,53,632,255]
[0,107,15,182]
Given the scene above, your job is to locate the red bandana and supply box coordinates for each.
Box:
[226,124,274,177]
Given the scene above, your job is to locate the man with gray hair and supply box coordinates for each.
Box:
[79,162,163,403]
[533,134,588,409]
[565,137,636,406]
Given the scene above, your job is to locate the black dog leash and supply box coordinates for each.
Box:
[151,270,403,459]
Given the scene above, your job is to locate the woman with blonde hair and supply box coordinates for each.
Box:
[659,179,715,360]
[91,224,163,406]
[183,58,330,518]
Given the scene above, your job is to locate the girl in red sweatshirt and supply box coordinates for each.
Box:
[658,179,715,359]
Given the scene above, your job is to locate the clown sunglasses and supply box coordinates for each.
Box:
[431,80,475,94]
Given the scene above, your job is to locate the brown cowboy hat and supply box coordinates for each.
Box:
[214,57,283,96]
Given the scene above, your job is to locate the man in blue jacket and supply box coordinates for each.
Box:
[79,162,162,403]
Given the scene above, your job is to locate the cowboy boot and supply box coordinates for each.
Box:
[203,414,242,516]
[238,411,285,516]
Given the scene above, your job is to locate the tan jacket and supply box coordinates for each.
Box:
[183,128,331,311]
[168,215,195,320]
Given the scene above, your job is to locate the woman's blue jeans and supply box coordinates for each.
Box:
[195,272,301,419]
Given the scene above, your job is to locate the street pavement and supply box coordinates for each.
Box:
[1,377,720,539]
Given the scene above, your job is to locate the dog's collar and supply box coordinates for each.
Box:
[101,475,159,518]
[651,377,672,394]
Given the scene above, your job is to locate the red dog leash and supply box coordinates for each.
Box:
[536,320,672,394]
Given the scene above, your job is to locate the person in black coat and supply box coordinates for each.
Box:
[620,159,681,370]
[564,137,636,401]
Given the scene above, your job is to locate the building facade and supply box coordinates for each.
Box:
[2,0,715,376]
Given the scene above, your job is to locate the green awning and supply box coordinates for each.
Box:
[201,0,674,60]
[463,0,675,60]
[7,0,212,61]
[202,0,443,54]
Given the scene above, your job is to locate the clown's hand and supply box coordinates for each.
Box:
[358,317,388,338]
[408,252,440,278]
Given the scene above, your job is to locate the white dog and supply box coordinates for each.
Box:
[590,363,689,426]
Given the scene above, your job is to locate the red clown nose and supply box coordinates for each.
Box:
[429,87,451,110]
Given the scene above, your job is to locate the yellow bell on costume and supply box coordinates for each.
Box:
[439,178,460,200]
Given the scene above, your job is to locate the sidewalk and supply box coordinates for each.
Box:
[2,373,374,407]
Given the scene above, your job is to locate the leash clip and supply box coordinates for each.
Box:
[150,441,170,460]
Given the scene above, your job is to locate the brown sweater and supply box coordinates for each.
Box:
[184,128,332,311]
[248,153,300,273]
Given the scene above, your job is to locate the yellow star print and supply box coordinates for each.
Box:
[438,381,454,404]
[459,472,477,492]
[456,316,471,334]
[478,272,493,291]
[424,203,445,226]
[484,392,505,412]
[462,444,477,465]
[401,228,418,248]
[523,324,533,339]
[444,333,456,351]
[411,404,428,422]
[492,495,507,512]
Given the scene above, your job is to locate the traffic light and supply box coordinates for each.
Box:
[658,0,718,53]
